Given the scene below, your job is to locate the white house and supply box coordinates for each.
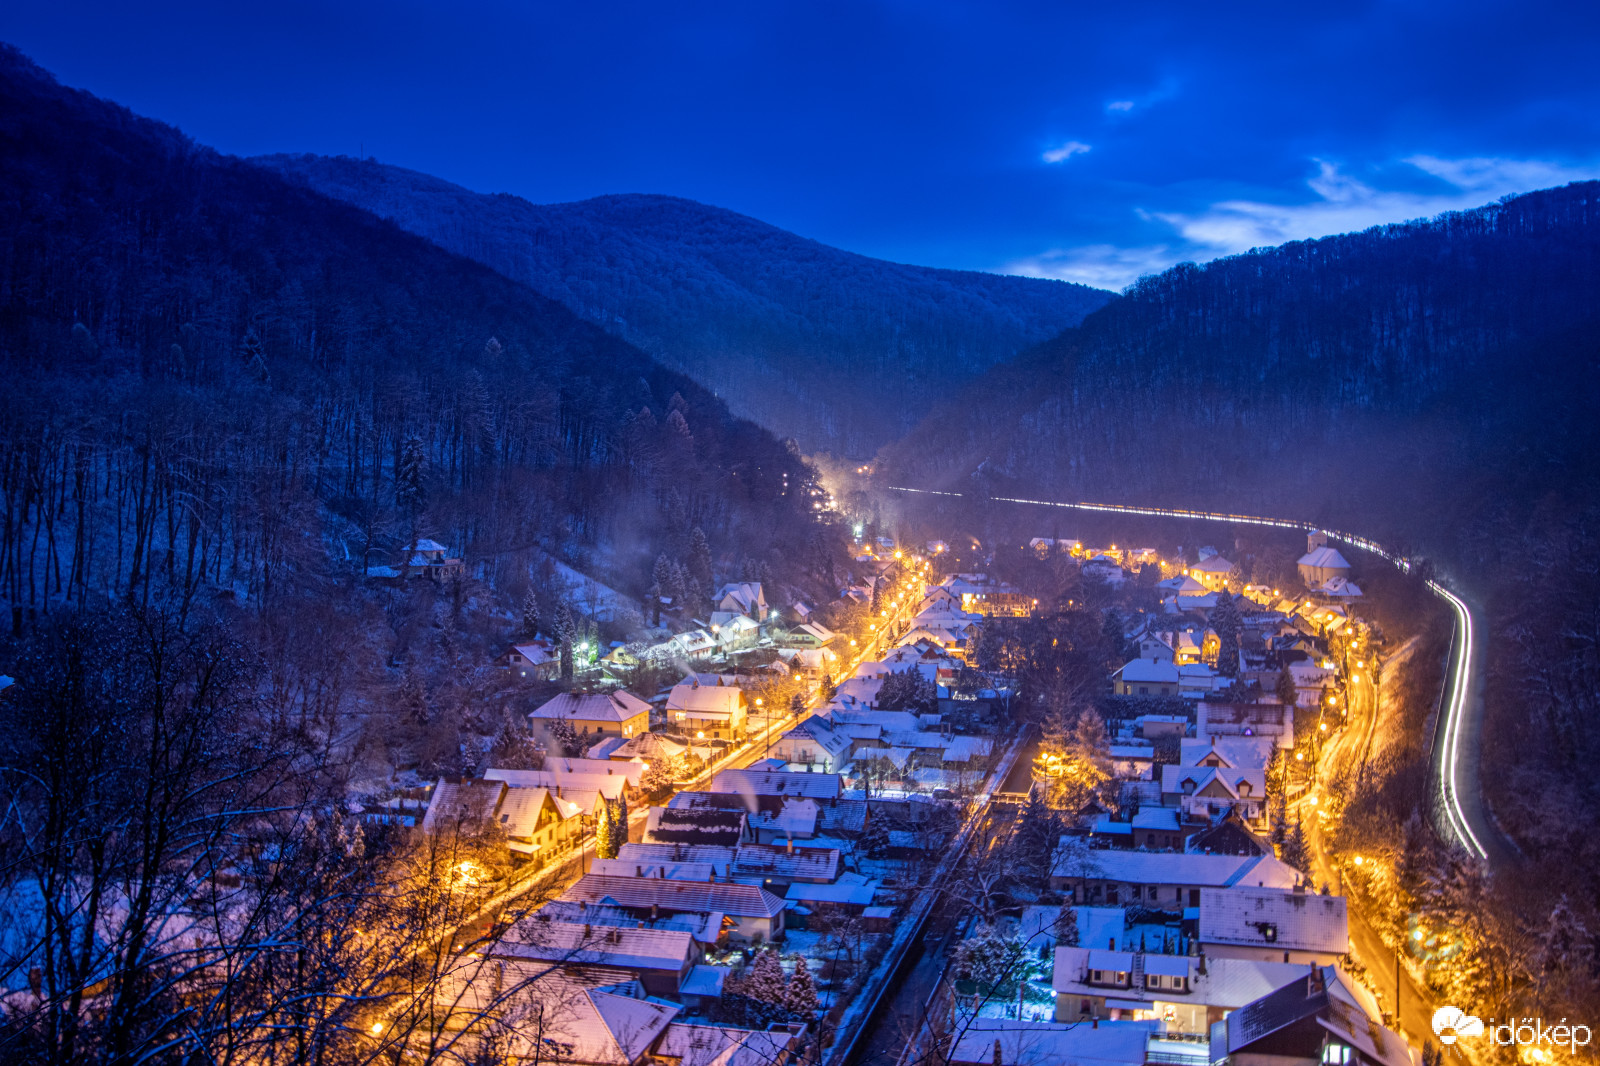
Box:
[1297,535,1352,588]
[714,582,768,620]
[1196,887,1349,965]
[1113,659,1180,697]
[666,679,747,741]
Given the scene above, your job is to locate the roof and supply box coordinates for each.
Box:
[655,1023,797,1066]
[485,767,629,802]
[494,786,553,837]
[618,842,737,877]
[422,778,504,833]
[949,1019,1156,1066]
[531,690,652,724]
[612,732,689,762]
[732,843,841,882]
[498,917,697,970]
[561,874,786,918]
[510,642,555,665]
[1198,888,1348,953]
[710,768,842,800]
[1161,765,1266,800]
[1190,557,1236,573]
[1053,847,1299,889]
[1297,546,1351,570]
[1180,737,1275,770]
[1227,967,1408,1066]
[646,806,747,847]
[411,538,450,552]
[1117,659,1181,684]
[1053,946,1315,1011]
[785,880,878,905]
[679,965,730,998]
[778,716,851,757]
[591,858,718,881]
[668,682,744,716]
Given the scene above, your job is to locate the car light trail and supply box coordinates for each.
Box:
[887,484,1489,860]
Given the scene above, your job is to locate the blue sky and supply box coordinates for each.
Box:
[5,0,1599,289]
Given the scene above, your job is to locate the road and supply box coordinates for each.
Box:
[887,485,1511,868]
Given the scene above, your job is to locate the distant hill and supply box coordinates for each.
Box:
[0,43,815,618]
[879,183,1600,867]
[253,154,1112,455]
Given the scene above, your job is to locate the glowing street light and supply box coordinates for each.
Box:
[370,1022,385,1037]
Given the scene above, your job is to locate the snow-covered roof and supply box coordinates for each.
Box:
[1052,946,1313,1011]
[710,767,841,799]
[785,879,878,905]
[1190,556,1236,574]
[530,690,652,724]
[411,538,450,553]
[1117,659,1180,684]
[949,1019,1155,1066]
[668,681,744,716]
[1297,546,1351,570]
[733,843,841,882]
[655,1023,798,1066]
[499,917,698,971]
[561,874,786,918]
[1161,764,1265,799]
[1197,888,1348,953]
[422,778,504,833]
[1053,848,1298,889]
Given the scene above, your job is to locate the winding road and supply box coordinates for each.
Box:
[887,485,1512,867]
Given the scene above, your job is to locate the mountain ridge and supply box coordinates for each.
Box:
[253,152,1113,454]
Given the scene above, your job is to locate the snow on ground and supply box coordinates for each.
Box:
[546,557,639,623]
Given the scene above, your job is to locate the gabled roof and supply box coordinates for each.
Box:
[949,1019,1154,1066]
[561,874,786,918]
[1161,764,1265,800]
[778,715,851,757]
[1198,888,1348,953]
[1297,546,1351,570]
[733,843,842,882]
[1053,847,1298,889]
[1116,659,1181,684]
[655,1023,798,1066]
[422,778,505,833]
[668,681,744,716]
[1052,946,1314,1012]
[618,842,738,877]
[498,917,698,971]
[510,641,556,665]
[1190,556,1236,573]
[531,690,652,723]
[710,768,842,800]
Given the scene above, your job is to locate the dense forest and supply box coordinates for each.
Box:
[0,43,823,632]
[254,154,1111,455]
[881,185,1600,906]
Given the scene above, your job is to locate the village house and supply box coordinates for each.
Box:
[1051,848,1300,908]
[1195,886,1349,965]
[1297,534,1353,588]
[1189,555,1237,592]
[494,916,702,998]
[1215,967,1411,1066]
[1050,945,1315,1034]
[1113,658,1181,697]
[666,678,747,741]
[713,581,768,621]
[1160,764,1268,827]
[558,874,787,944]
[530,689,652,740]
[768,715,852,773]
[505,639,559,680]
[420,778,585,861]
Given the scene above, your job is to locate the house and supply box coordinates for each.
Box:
[491,786,587,858]
[948,1019,1156,1066]
[710,768,843,800]
[1050,946,1315,1034]
[653,1022,803,1066]
[494,917,701,997]
[1081,554,1126,585]
[399,537,464,582]
[1161,765,1267,827]
[1113,658,1181,697]
[1187,810,1275,857]
[667,679,747,741]
[768,715,852,773]
[559,874,787,944]
[1297,535,1353,589]
[1196,887,1348,965]
[645,806,749,849]
[780,622,836,649]
[610,732,690,769]
[1189,556,1237,592]
[421,777,506,835]
[732,842,842,885]
[1051,848,1300,908]
[434,961,678,1065]
[505,639,559,680]
[530,690,652,740]
[1197,701,1294,749]
[785,875,879,914]
[1109,744,1156,780]
[670,630,720,659]
[1218,966,1412,1066]
[709,613,761,651]
[714,582,768,620]
[616,842,737,877]
[1180,737,1275,772]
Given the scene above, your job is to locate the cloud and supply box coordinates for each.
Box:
[1156,155,1600,255]
[1004,243,1175,290]
[1106,100,1136,112]
[1042,140,1091,163]
[1009,153,1600,289]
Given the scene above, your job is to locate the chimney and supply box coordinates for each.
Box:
[636,865,642,878]
[1108,937,1115,950]
[1197,952,1207,975]
[1092,1017,1099,1029]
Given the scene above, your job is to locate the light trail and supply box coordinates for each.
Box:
[887,484,1489,860]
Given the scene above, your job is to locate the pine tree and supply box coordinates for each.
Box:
[396,434,428,519]
[871,581,882,615]
[554,601,576,681]
[783,955,819,1017]
[1211,595,1241,677]
[521,589,541,637]
[653,553,675,605]
[1282,817,1311,873]
[688,527,714,594]
[611,794,630,854]
[594,797,618,860]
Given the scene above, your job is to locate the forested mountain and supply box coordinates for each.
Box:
[0,42,817,631]
[881,184,1600,870]
[254,153,1112,454]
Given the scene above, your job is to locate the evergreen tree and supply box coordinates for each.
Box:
[653,553,675,607]
[612,794,630,854]
[1101,607,1125,659]
[521,589,541,637]
[649,582,662,626]
[1281,817,1311,873]
[594,797,618,859]
[396,434,428,520]
[1057,904,1079,948]
[688,527,714,594]
[554,601,576,681]
[549,718,582,757]
[870,581,882,615]
[1275,666,1298,706]
[738,948,789,1006]
[789,691,805,718]
[783,956,819,1017]
[1210,595,1241,677]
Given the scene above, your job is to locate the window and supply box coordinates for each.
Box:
[1323,1045,1353,1065]
[1132,886,1142,900]
[1139,686,1149,695]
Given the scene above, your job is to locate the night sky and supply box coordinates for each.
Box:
[6,0,1598,288]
